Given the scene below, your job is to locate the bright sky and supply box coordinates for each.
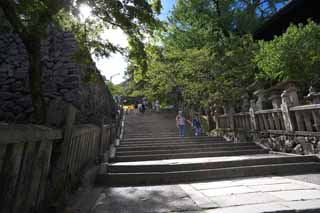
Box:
[81,0,176,85]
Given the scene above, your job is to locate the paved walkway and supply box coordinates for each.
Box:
[83,174,320,213]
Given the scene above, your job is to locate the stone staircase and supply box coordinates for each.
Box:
[96,112,320,186]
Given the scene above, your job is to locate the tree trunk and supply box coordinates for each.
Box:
[26,38,46,123]
[207,107,215,131]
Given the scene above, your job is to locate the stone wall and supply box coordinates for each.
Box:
[0,33,31,122]
[0,26,116,126]
[256,133,320,155]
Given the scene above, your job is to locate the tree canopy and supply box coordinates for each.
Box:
[127,0,290,109]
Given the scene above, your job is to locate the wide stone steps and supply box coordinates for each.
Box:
[98,155,320,186]
[97,112,320,188]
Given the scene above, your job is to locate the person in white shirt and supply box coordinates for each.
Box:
[176,111,186,137]
[138,103,142,113]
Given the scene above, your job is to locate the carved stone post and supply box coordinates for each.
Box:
[281,90,295,131]
[227,105,235,130]
[306,86,320,131]
[269,89,282,109]
[241,93,250,112]
[285,82,300,106]
[306,86,320,104]
[254,89,266,111]
[249,100,257,130]
[214,106,221,129]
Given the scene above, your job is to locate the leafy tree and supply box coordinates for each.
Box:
[0,0,161,123]
[128,0,284,110]
[255,21,320,86]
[105,81,126,96]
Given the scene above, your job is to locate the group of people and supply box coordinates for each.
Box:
[175,111,202,137]
[133,99,161,114]
[133,101,146,114]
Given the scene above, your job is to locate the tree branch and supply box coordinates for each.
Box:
[0,0,29,43]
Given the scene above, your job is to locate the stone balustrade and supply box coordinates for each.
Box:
[233,112,252,130]
[213,83,320,155]
[290,104,320,132]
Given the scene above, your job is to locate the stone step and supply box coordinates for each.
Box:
[124,134,180,138]
[121,136,224,142]
[111,149,269,162]
[120,138,226,145]
[108,155,319,173]
[97,162,320,186]
[119,141,236,148]
[117,142,257,151]
[116,145,261,156]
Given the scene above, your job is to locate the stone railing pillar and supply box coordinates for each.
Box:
[254,89,267,111]
[227,105,235,130]
[249,100,257,130]
[286,83,300,106]
[306,86,320,104]
[241,93,250,112]
[280,90,295,131]
[269,89,282,109]
[214,108,221,129]
[280,83,300,132]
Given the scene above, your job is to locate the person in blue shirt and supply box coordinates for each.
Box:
[188,113,202,136]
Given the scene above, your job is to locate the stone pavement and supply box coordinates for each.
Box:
[89,175,320,213]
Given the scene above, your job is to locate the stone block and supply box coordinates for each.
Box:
[283,199,320,211]
[201,186,257,197]
[0,92,14,100]
[16,96,32,108]
[209,192,279,207]
[63,74,80,83]
[269,189,320,201]
[206,203,292,213]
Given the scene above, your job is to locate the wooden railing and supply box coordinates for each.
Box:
[0,119,121,213]
[0,125,62,213]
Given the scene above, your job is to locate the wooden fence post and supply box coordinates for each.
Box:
[99,118,105,163]
[56,104,77,183]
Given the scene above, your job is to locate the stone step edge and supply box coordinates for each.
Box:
[117,143,256,150]
[107,155,319,173]
[112,149,269,162]
[116,145,261,156]
[96,162,320,186]
[121,136,223,141]
[119,141,238,147]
